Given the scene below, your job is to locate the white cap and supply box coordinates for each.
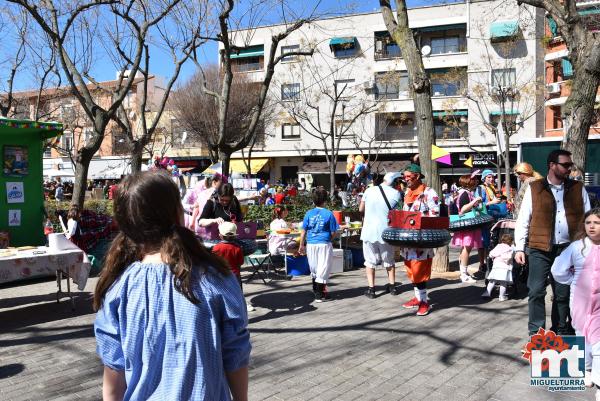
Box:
[383,172,402,186]
[218,222,237,237]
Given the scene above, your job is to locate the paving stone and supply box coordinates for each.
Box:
[0,254,596,401]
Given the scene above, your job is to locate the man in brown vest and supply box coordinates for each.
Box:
[515,149,590,336]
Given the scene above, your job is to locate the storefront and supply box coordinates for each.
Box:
[519,136,600,177]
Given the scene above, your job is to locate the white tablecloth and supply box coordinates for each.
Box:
[0,246,91,290]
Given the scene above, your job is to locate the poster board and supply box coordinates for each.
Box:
[0,119,62,247]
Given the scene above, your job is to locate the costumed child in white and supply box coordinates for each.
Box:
[482,234,514,301]
[552,208,600,397]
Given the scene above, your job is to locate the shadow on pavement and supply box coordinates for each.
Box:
[249,290,317,324]
[0,292,94,332]
[0,363,24,379]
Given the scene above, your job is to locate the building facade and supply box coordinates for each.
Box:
[223,0,546,185]
[543,0,600,137]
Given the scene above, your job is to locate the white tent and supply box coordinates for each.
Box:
[43,168,75,178]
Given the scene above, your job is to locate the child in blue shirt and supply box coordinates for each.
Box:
[298,188,340,302]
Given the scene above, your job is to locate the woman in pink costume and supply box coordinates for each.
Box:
[552,208,600,395]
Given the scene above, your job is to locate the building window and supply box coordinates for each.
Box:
[61,131,74,154]
[282,123,301,139]
[112,130,129,155]
[374,32,401,60]
[281,45,300,62]
[434,114,467,140]
[374,72,409,100]
[281,83,300,101]
[231,56,264,72]
[430,69,465,97]
[491,68,516,88]
[43,147,52,158]
[375,112,416,141]
[334,79,355,98]
[489,113,519,131]
[419,27,466,54]
[430,36,459,54]
[330,37,358,58]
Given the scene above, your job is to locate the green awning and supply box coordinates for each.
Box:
[433,110,468,117]
[418,23,466,33]
[490,110,519,116]
[562,58,573,77]
[229,45,264,59]
[490,20,519,40]
[329,37,356,47]
[547,16,559,36]
[579,8,600,16]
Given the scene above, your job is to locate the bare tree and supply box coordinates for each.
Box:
[9,0,182,208]
[379,0,449,272]
[191,0,320,177]
[517,0,600,171]
[440,36,544,199]
[171,66,264,168]
[277,53,379,196]
[107,3,209,172]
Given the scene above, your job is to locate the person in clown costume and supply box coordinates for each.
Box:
[400,163,440,316]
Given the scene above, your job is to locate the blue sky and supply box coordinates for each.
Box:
[5,0,461,91]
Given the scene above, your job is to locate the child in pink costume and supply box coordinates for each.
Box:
[552,208,600,395]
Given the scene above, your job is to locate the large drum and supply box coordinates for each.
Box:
[382,210,451,248]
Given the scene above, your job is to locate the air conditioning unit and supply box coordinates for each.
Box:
[547,82,561,94]
[363,80,375,90]
[375,41,383,52]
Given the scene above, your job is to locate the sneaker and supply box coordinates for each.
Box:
[246,302,255,312]
[402,297,420,309]
[498,295,508,302]
[461,275,476,283]
[481,290,491,298]
[416,301,431,316]
[364,287,376,299]
[385,283,399,296]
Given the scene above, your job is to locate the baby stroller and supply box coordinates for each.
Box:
[485,218,528,298]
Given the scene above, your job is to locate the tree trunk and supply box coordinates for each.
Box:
[380,0,448,272]
[130,146,144,173]
[504,131,511,200]
[330,162,336,201]
[219,150,231,181]
[71,147,94,209]
[562,65,600,171]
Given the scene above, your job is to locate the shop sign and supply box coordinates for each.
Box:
[452,152,497,167]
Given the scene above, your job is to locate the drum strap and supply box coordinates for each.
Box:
[378,185,392,210]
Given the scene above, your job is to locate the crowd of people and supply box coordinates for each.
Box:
[87,148,600,400]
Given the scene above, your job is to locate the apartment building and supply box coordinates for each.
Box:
[543,0,600,137]
[222,0,545,185]
[7,72,209,179]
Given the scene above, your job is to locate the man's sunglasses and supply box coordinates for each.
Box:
[553,162,574,169]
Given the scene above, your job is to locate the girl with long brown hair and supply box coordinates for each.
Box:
[93,171,250,401]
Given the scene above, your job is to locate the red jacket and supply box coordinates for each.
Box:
[212,241,244,276]
[274,193,286,204]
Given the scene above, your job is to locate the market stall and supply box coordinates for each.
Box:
[1,118,63,247]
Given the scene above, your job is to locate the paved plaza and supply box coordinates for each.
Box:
[0,259,596,401]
